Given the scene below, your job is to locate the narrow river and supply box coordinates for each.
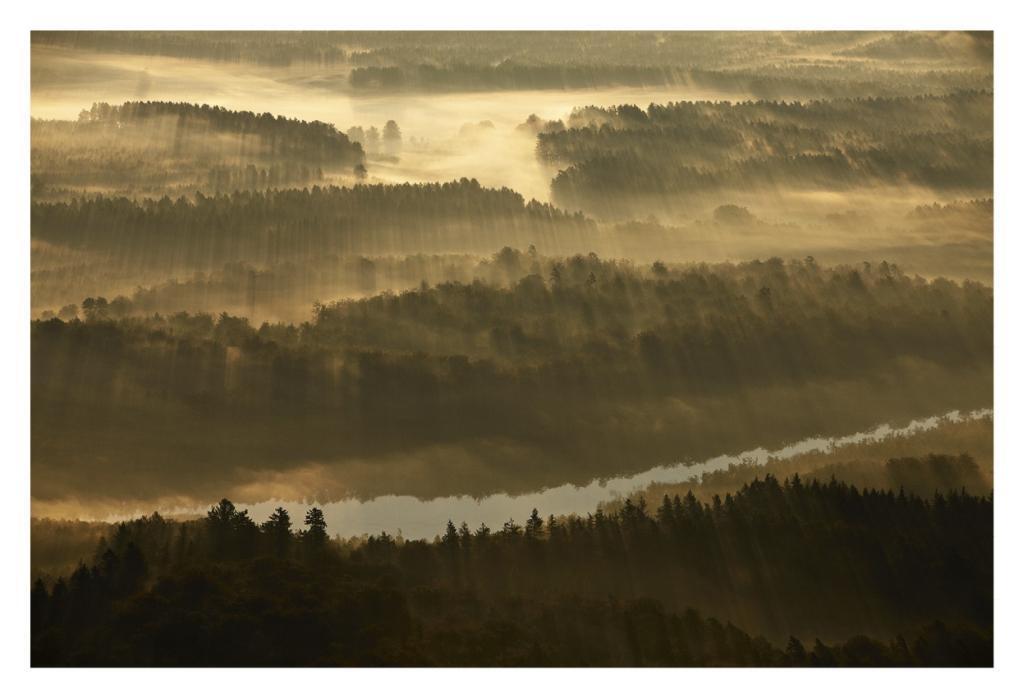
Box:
[230,408,991,540]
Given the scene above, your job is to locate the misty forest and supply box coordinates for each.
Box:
[29,31,993,667]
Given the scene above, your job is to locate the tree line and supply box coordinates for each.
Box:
[31,102,365,199]
[340,32,987,97]
[34,251,545,324]
[33,31,990,84]
[33,31,349,66]
[30,181,597,268]
[31,472,991,666]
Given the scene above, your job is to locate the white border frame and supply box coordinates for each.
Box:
[3,2,1021,694]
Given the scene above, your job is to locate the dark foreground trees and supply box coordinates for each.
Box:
[31,474,992,667]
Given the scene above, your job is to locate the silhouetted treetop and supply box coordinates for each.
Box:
[31,477,992,666]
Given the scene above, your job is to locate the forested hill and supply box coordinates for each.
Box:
[31,474,992,666]
[32,255,992,508]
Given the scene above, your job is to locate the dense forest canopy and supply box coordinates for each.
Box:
[32,253,991,513]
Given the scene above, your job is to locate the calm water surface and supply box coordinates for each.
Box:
[233,408,991,540]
